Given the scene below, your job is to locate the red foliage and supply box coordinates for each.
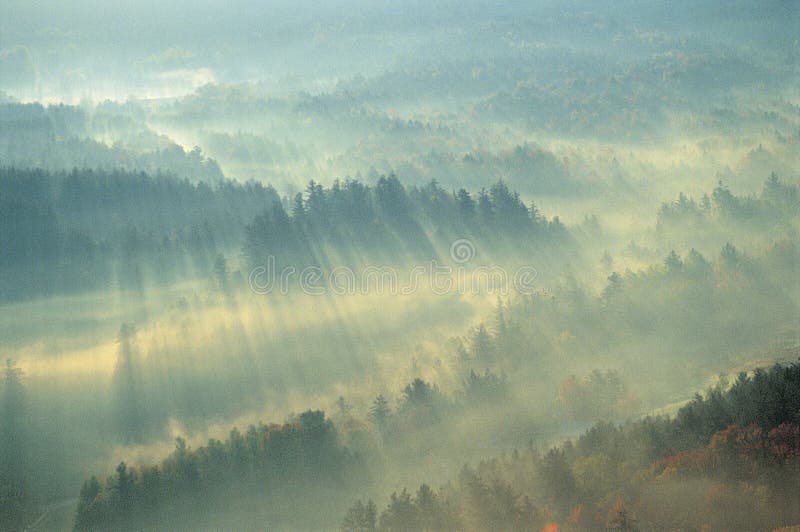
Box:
[766,423,800,464]
[654,423,800,481]
[709,424,764,455]
[653,447,710,478]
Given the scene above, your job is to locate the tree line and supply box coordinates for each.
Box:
[0,166,276,299]
[74,410,367,531]
[342,361,800,531]
[0,166,571,300]
[244,173,569,270]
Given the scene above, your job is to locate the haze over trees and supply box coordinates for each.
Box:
[0,0,797,530]
[0,359,34,530]
[340,361,800,531]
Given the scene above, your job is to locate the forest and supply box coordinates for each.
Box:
[58,361,799,531]
[0,1,798,530]
[343,362,800,531]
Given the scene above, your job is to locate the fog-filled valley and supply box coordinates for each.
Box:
[0,1,798,530]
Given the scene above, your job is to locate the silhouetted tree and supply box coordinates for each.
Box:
[341,499,377,532]
[369,395,391,428]
[0,359,32,530]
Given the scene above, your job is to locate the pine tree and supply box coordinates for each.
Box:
[341,499,377,532]
[369,395,390,427]
[470,324,494,363]
[0,359,31,531]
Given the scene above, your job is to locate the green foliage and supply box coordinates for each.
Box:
[341,499,377,532]
[74,410,366,531]
[0,166,280,300]
[656,175,800,243]
[369,395,391,428]
[0,359,35,530]
[348,362,800,531]
[243,175,567,271]
[462,369,508,405]
[0,103,225,183]
[397,379,447,426]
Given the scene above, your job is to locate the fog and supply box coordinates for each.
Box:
[0,1,798,530]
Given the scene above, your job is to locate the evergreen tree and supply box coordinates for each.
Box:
[369,395,391,427]
[341,499,377,532]
[0,359,31,531]
[456,188,475,220]
[470,324,494,364]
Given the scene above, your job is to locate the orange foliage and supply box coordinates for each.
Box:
[653,448,710,479]
[766,423,800,463]
[709,423,764,455]
[654,423,800,482]
[565,503,602,530]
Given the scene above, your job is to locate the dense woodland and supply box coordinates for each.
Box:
[0,166,273,299]
[0,103,225,183]
[54,357,800,530]
[242,174,570,270]
[0,166,572,300]
[73,410,367,531]
[0,169,797,531]
[341,362,800,531]
[1,1,798,530]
